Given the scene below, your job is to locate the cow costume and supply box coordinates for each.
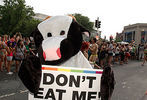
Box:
[18,15,92,94]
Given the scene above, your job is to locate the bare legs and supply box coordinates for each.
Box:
[108,56,113,67]
[142,54,146,66]
[15,60,21,72]
[100,59,104,68]
[0,56,4,71]
[7,61,12,73]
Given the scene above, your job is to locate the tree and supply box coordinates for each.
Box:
[16,18,40,36]
[0,0,38,36]
[72,13,94,32]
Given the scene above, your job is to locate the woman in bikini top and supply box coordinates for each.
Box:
[0,41,7,56]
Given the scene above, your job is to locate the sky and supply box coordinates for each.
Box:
[1,0,147,39]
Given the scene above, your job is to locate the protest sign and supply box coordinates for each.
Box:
[29,65,103,100]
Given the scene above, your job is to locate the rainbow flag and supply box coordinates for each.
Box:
[42,66,103,74]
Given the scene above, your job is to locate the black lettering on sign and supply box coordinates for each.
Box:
[72,91,86,100]
[34,88,44,99]
[56,74,68,86]
[45,89,55,100]
[87,92,97,100]
[87,76,96,88]
[43,73,54,85]
[82,76,85,82]
[69,75,80,87]
[56,89,66,100]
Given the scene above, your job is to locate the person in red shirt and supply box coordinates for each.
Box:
[6,41,15,74]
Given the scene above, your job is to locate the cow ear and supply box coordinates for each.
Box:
[80,25,91,37]
[43,16,52,21]
[31,28,43,50]
[83,32,90,37]
[69,15,91,37]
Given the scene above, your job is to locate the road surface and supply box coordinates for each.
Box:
[0,60,147,100]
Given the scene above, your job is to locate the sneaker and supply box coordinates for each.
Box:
[7,72,13,75]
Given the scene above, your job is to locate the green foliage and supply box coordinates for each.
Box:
[115,37,122,42]
[16,19,40,36]
[0,0,39,36]
[72,13,94,32]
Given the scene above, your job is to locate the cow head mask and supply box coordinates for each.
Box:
[32,15,90,65]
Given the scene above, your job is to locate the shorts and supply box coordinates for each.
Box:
[99,55,106,60]
[15,57,23,61]
[108,53,113,56]
[120,53,125,61]
[115,54,120,57]
[15,55,24,61]
[7,56,13,61]
[131,52,135,56]
[89,55,98,62]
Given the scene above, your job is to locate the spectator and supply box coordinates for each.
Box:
[0,36,9,72]
[14,39,27,72]
[142,45,147,66]
[15,32,22,43]
[108,41,114,67]
[81,41,89,59]
[139,44,144,60]
[120,45,125,65]
[6,41,15,74]
[114,44,120,63]
[4,35,8,45]
[0,35,8,70]
[28,37,36,55]
[89,37,98,63]
[25,37,31,56]
[99,43,107,68]
[124,44,130,64]
[131,45,136,60]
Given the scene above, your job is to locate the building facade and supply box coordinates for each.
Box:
[122,23,147,45]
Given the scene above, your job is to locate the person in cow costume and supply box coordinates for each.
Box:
[18,15,92,94]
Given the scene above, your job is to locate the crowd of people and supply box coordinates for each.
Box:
[0,33,35,75]
[2,33,147,99]
[81,37,147,69]
[1,33,147,75]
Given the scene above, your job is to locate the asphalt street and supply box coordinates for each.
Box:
[112,60,147,100]
[0,60,147,100]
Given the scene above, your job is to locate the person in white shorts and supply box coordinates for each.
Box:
[7,41,15,74]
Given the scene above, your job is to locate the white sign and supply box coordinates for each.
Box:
[29,65,103,100]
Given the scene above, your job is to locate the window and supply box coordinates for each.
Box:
[133,31,135,40]
[141,31,145,43]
